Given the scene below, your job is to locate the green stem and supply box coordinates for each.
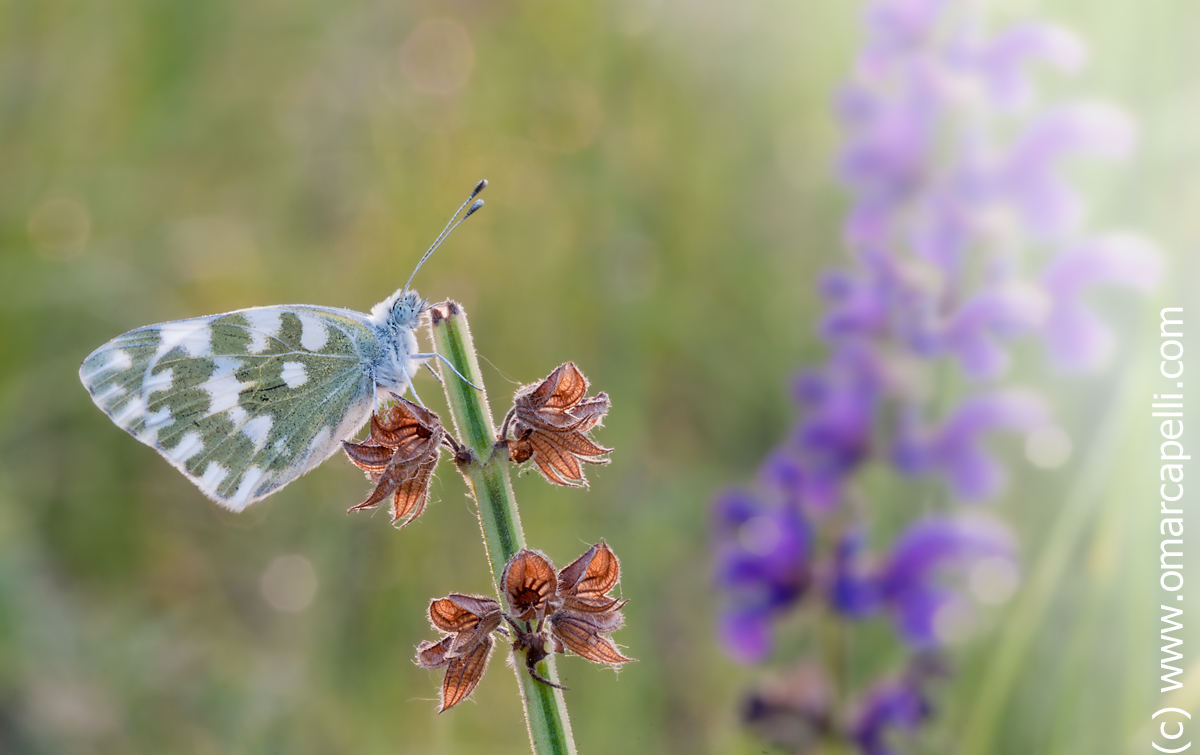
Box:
[429,301,578,755]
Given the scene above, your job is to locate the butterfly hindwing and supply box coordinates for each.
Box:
[80,305,383,510]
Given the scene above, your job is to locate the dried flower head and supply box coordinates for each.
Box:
[492,545,632,690]
[502,549,560,624]
[415,594,503,711]
[549,542,632,667]
[502,362,612,487]
[342,396,454,527]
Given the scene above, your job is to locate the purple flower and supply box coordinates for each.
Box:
[892,391,1047,501]
[851,679,929,755]
[966,24,1085,109]
[819,269,889,340]
[1042,234,1163,371]
[790,345,882,509]
[936,284,1050,379]
[850,655,948,755]
[991,104,1135,237]
[832,529,880,617]
[879,517,1015,645]
[832,516,1017,647]
[714,489,813,662]
[837,79,940,206]
[757,448,807,509]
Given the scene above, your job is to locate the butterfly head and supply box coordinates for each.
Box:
[371,289,425,330]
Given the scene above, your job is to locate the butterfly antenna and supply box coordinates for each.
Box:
[403,179,487,294]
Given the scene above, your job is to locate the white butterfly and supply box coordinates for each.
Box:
[79,181,486,511]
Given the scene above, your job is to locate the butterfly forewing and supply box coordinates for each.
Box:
[80,305,382,510]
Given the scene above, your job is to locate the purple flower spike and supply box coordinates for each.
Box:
[714,3,1154,748]
[1042,234,1163,371]
[893,391,1047,501]
[879,516,1016,646]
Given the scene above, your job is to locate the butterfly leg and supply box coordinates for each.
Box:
[423,361,445,386]
[412,352,481,391]
[407,380,427,408]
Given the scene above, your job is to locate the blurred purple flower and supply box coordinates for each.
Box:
[879,517,1015,645]
[850,655,948,755]
[790,346,881,509]
[966,24,1085,108]
[832,529,880,617]
[992,104,1135,237]
[714,489,813,662]
[892,391,1047,500]
[832,517,1017,647]
[850,679,929,755]
[1042,234,1163,371]
[936,284,1050,379]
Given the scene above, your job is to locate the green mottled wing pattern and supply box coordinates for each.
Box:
[79,306,384,510]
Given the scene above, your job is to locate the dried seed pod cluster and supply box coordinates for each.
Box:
[341,352,626,725]
[415,594,504,712]
[417,543,632,711]
[341,395,461,528]
[500,362,612,487]
[342,363,612,527]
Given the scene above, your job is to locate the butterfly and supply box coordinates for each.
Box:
[78,180,486,511]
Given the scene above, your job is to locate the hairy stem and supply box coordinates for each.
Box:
[429,301,578,755]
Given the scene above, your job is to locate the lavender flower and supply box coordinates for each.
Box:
[714,0,1158,752]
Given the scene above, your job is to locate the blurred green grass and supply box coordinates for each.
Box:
[1,0,1197,753]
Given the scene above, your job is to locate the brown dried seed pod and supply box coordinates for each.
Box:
[437,635,494,712]
[547,542,632,668]
[502,362,612,487]
[549,612,631,666]
[342,396,451,528]
[430,595,503,657]
[501,550,559,623]
[557,541,624,614]
[417,594,503,711]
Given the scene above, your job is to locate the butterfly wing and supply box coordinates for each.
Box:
[80,305,387,510]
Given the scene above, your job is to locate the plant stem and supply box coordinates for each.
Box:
[429,300,578,755]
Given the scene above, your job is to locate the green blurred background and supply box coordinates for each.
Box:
[2,0,1198,752]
